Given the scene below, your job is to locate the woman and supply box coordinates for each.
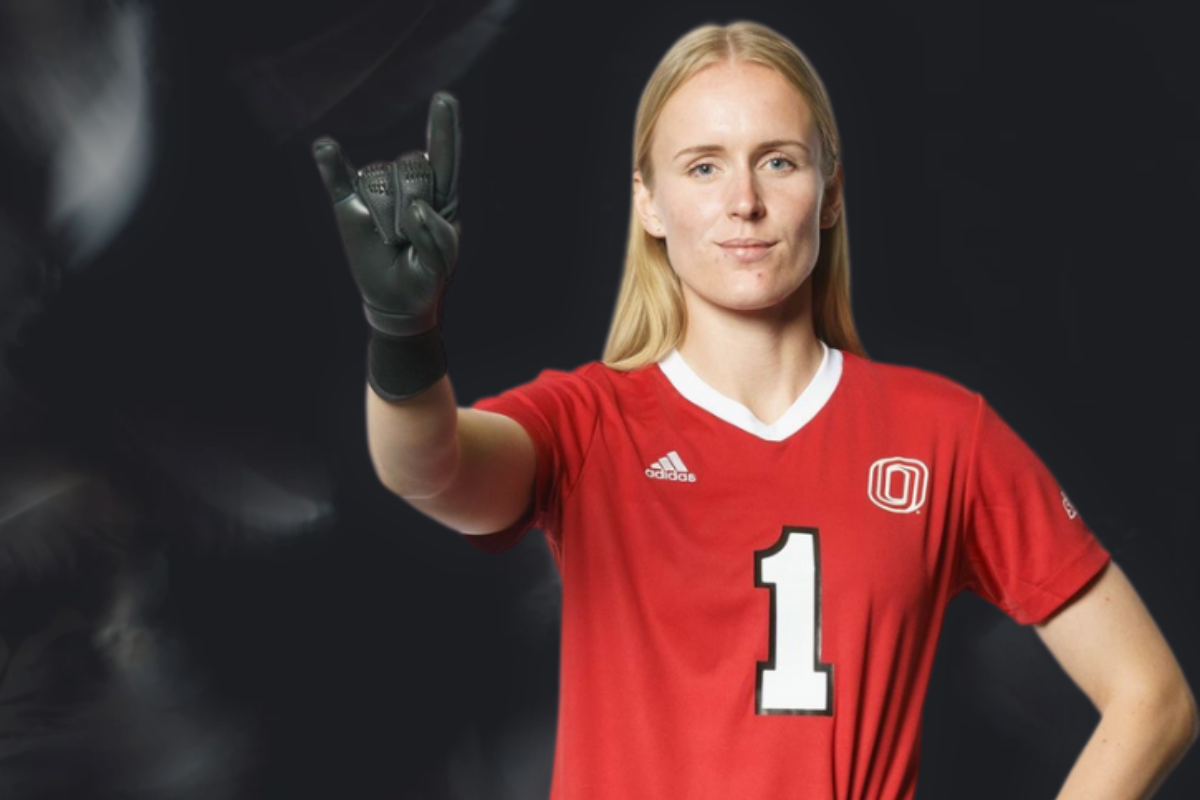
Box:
[312,21,1197,800]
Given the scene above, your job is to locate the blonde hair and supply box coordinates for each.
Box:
[602,21,866,370]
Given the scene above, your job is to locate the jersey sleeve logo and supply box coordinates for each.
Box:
[867,457,929,514]
[1060,490,1078,519]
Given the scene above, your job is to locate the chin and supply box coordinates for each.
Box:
[716,277,808,313]
[698,291,794,315]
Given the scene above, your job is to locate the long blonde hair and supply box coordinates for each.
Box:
[602,21,866,370]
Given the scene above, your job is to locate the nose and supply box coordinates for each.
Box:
[728,167,765,221]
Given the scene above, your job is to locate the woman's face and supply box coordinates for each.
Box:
[635,61,841,317]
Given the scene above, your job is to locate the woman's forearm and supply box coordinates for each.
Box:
[1054,685,1198,800]
[366,375,461,500]
[364,375,539,535]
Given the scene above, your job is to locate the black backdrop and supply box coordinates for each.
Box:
[2,0,1197,798]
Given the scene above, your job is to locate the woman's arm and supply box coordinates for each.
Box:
[313,93,538,536]
[1035,561,1198,800]
[366,375,537,536]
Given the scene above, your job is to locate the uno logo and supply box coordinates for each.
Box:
[1061,490,1078,519]
[868,457,929,514]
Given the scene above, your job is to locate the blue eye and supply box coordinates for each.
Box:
[689,163,715,177]
[766,157,795,171]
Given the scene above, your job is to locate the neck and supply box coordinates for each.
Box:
[677,282,825,426]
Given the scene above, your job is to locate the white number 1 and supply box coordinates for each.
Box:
[755,527,833,715]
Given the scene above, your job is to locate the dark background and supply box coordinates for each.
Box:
[1,0,1197,798]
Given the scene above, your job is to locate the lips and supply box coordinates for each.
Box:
[718,238,774,247]
[717,239,776,263]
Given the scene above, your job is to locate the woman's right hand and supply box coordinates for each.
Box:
[311,92,461,401]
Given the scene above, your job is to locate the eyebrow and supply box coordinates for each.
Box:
[672,139,812,161]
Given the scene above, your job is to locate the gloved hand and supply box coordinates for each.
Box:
[312,92,461,401]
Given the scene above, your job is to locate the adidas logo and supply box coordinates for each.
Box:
[645,450,697,483]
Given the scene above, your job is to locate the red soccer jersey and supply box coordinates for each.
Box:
[468,345,1109,800]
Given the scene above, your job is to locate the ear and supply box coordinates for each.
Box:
[633,171,666,239]
[819,164,844,229]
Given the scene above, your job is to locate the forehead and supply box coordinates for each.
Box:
[654,61,816,152]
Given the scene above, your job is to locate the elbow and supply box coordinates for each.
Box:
[373,462,457,502]
[368,458,410,499]
[1150,673,1200,758]
[368,439,461,502]
[1102,671,1200,758]
[1181,681,1200,752]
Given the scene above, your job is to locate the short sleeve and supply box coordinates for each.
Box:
[462,366,602,554]
[958,397,1111,624]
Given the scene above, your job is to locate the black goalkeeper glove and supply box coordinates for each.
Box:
[312,92,461,401]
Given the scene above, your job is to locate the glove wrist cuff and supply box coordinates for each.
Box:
[363,302,437,340]
[367,327,447,401]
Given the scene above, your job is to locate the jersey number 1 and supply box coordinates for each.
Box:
[755,527,833,715]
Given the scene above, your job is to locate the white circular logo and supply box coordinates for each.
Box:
[1060,490,1078,519]
[868,457,929,514]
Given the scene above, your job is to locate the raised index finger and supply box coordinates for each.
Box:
[425,92,461,217]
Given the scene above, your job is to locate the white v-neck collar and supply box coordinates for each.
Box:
[656,342,843,442]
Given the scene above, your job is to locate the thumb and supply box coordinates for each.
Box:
[401,199,459,278]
